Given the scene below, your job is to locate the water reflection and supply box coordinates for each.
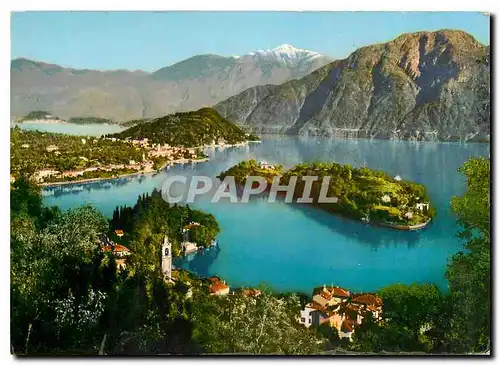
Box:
[174,245,221,278]
[288,203,423,250]
[42,175,143,198]
[42,135,489,292]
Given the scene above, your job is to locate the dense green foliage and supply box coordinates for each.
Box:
[350,284,446,353]
[18,110,58,121]
[119,118,153,128]
[282,162,434,225]
[67,117,115,125]
[109,108,259,147]
[445,157,490,352]
[348,157,490,354]
[217,159,283,185]
[109,190,220,263]
[220,160,434,226]
[10,127,146,177]
[10,178,60,229]
[11,180,322,355]
[9,156,489,355]
[10,158,491,355]
[11,178,116,354]
[450,157,490,240]
[192,290,323,354]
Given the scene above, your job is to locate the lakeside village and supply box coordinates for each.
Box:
[16,135,253,186]
[99,220,383,341]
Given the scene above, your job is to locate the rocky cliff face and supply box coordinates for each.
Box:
[215,30,490,142]
[11,45,330,122]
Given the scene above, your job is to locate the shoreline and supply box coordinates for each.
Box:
[40,140,254,188]
[40,157,209,188]
[228,184,433,232]
[13,121,68,125]
[236,129,490,144]
[236,130,490,145]
[376,218,432,231]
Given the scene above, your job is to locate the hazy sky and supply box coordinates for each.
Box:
[11,11,490,72]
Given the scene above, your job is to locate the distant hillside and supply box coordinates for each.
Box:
[17,110,62,122]
[10,45,331,121]
[67,117,115,125]
[110,108,258,148]
[215,30,490,142]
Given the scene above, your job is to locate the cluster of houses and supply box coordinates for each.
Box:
[373,173,431,224]
[181,221,202,255]
[147,144,200,161]
[99,230,131,269]
[299,285,383,341]
[258,160,274,169]
[27,136,205,183]
[121,137,201,162]
[180,221,217,256]
[32,161,150,183]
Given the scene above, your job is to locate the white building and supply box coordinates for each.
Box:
[416,202,430,212]
[299,305,317,328]
[299,304,331,328]
[182,241,198,255]
[381,195,391,203]
[161,235,172,281]
[259,161,272,169]
[404,212,414,219]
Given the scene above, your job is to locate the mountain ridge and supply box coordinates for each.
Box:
[11,45,331,121]
[214,29,490,142]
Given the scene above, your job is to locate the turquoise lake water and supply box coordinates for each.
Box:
[42,134,489,294]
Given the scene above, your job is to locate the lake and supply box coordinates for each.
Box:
[42,134,489,294]
[12,122,125,136]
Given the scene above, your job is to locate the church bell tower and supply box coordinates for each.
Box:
[162,234,172,280]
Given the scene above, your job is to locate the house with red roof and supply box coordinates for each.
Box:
[351,293,383,321]
[112,244,131,257]
[339,319,355,340]
[100,234,131,270]
[299,285,383,341]
[208,276,230,296]
[241,288,262,297]
[101,243,131,257]
[312,285,351,308]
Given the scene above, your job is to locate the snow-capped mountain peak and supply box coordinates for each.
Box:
[244,44,324,64]
[273,44,304,54]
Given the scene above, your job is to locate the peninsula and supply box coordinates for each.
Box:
[218,160,434,230]
[10,108,258,186]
